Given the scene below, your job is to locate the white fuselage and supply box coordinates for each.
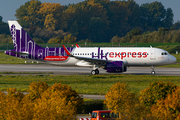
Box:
[48,47,176,67]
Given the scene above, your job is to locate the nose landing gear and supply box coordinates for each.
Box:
[151,66,155,74]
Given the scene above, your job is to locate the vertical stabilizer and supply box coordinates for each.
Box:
[8,21,41,52]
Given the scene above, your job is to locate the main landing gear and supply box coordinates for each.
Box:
[151,66,155,74]
[91,65,99,75]
[91,69,99,75]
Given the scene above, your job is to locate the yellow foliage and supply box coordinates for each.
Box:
[44,14,57,30]
[38,2,64,30]
[38,2,62,17]
[151,86,180,119]
[33,92,76,120]
[48,37,63,43]
[139,81,177,108]
[0,82,82,119]
[23,0,41,25]
[27,82,49,100]
[104,82,136,119]
[62,34,77,43]
[43,83,83,113]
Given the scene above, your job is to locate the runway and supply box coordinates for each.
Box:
[0,64,179,76]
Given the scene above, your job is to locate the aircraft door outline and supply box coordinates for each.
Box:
[150,48,156,60]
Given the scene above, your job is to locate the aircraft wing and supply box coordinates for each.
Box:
[62,45,109,65]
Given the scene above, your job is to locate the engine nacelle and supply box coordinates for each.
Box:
[106,61,127,73]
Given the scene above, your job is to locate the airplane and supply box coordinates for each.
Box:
[5,21,177,75]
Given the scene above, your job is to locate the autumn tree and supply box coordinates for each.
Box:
[33,83,79,120]
[14,0,175,43]
[62,34,77,43]
[0,88,34,120]
[38,2,65,30]
[110,35,121,43]
[151,86,180,119]
[15,0,41,28]
[27,82,49,100]
[0,82,83,119]
[32,27,68,43]
[43,83,83,113]
[104,82,136,119]
[48,36,63,43]
[139,81,177,108]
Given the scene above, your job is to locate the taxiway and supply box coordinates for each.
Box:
[0,64,179,76]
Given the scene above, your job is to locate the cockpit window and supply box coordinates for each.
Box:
[161,52,168,55]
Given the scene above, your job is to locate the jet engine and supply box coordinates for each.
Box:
[105,61,127,73]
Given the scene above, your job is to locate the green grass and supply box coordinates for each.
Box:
[0,74,180,95]
[172,54,180,62]
[0,52,32,64]
[158,63,180,67]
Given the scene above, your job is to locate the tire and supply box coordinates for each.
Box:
[91,70,96,75]
[151,71,155,74]
[95,69,99,75]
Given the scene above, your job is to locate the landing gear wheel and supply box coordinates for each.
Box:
[151,66,155,75]
[91,70,96,75]
[151,71,155,75]
[91,69,99,75]
[95,69,99,75]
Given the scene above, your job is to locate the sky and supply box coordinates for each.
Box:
[0,0,180,23]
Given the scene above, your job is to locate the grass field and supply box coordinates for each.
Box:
[0,74,180,95]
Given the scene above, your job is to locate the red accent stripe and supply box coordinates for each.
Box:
[76,44,80,48]
[62,45,71,55]
[44,56,68,61]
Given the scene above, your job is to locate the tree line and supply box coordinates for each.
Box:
[105,81,180,119]
[0,0,180,43]
[111,27,180,43]
[1,80,180,119]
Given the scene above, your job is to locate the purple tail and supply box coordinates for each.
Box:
[7,21,74,61]
[8,21,42,52]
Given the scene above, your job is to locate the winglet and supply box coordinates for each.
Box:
[62,45,71,56]
[76,44,80,48]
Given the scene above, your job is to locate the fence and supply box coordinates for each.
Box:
[1,43,180,50]
[0,43,137,50]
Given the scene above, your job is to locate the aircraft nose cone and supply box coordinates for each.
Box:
[170,55,177,63]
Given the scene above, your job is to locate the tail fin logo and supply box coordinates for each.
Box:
[10,24,17,48]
